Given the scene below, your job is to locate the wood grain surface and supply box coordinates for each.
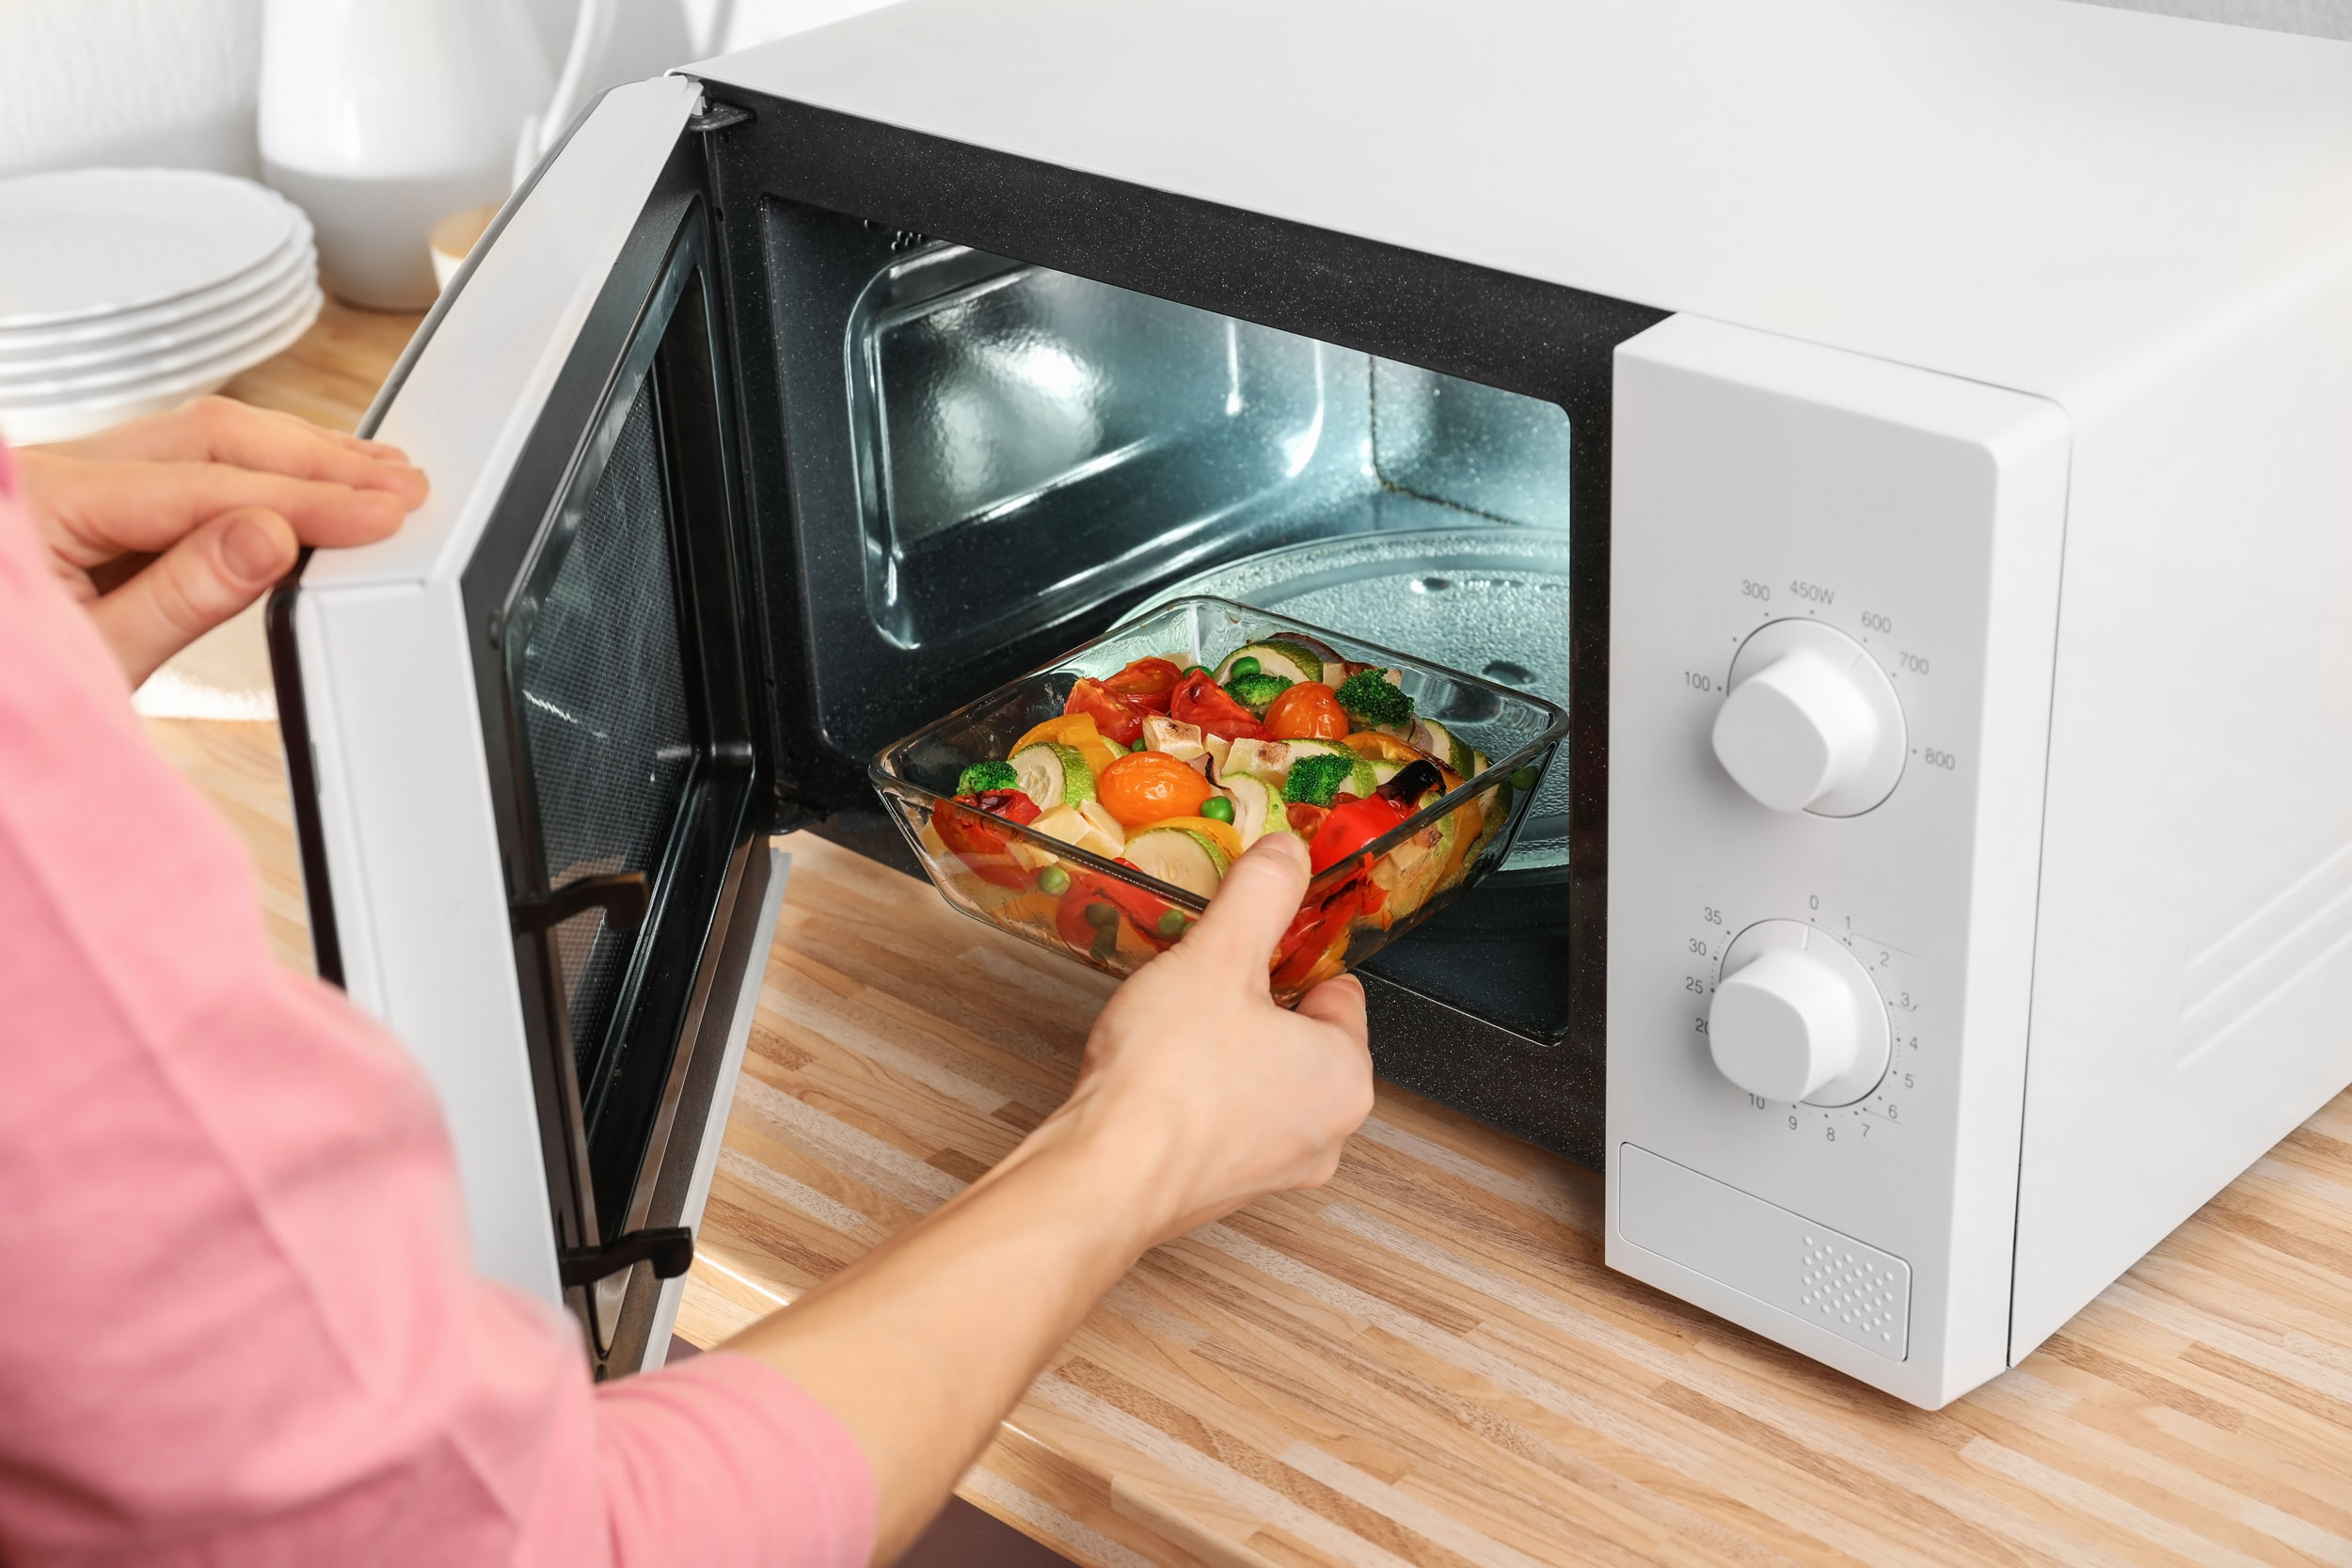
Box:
[172,306,2352,1568]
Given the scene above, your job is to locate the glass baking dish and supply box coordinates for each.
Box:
[869,595,1569,1005]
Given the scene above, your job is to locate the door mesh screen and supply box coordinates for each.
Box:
[517,381,696,1089]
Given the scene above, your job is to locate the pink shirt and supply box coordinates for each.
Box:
[0,443,876,1567]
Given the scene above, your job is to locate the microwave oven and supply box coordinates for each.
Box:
[268,0,2352,1405]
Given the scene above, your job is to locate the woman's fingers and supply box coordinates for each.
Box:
[42,396,423,503]
[87,506,298,685]
[1294,973,1370,1044]
[1178,833,1311,981]
[33,451,411,567]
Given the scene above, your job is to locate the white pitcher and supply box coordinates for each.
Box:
[259,0,559,309]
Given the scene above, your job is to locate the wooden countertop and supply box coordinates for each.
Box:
[170,307,2352,1568]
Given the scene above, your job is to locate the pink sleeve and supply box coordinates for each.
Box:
[0,442,875,1568]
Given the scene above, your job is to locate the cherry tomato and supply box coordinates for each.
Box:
[1095,750,1216,828]
[1104,656,1182,714]
[930,790,1041,888]
[1063,677,1153,746]
[1263,680,1350,740]
[1169,669,1269,742]
[1308,793,1414,873]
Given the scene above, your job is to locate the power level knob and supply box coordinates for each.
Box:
[1711,621,1905,816]
[1708,920,1890,1105]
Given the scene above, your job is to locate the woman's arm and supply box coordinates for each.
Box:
[720,832,1373,1563]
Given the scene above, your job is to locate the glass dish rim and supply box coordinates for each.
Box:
[867,594,1571,912]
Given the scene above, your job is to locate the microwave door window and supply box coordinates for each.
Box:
[516,379,696,1117]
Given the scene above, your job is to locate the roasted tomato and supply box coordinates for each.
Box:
[1308,793,1414,874]
[1169,669,1270,742]
[1063,676,1153,746]
[1104,656,1183,714]
[1263,680,1350,740]
[931,789,1041,888]
[1284,801,1330,838]
[1095,750,1216,828]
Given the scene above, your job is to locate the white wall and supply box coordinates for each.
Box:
[0,0,905,186]
[0,0,264,180]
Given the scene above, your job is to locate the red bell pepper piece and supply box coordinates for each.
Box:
[1054,869,1181,957]
[930,789,1041,889]
[1307,793,1413,874]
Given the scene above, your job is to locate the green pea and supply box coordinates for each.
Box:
[1182,664,1212,679]
[1156,909,1189,939]
[1084,900,1121,929]
[1200,796,1234,823]
[1037,864,1072,895]
[1229,655,1261,678]
[1509,765,1540,792]
[1133,737,1151,752]
[1090,926,1120,960]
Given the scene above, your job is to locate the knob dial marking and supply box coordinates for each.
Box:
[1712,620,1905,816]
[1708,920,1891,1106]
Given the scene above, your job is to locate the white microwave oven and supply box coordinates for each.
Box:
[269,0,2352,1405]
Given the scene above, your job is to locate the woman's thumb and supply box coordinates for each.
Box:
[1181,832,1312,980]
[86,506,297,686]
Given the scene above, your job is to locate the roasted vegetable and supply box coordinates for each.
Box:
[1335,669,1413,731]
[1309,792,1414,873]
[1216,640,1325,685]
[1170,668,1270,741]
[1011,741,1097,809]
[1263,680,1349,740]
[1104,656,1183,713]
[1063,676,1153,746]
[957,759,1020,796]
[1282,752,1359,808]
[930,789,1042,889]
[1122,823,1232,897]
[1096,750,1216,828]
[1223,671,1295,717]
[1010,712,1125,781]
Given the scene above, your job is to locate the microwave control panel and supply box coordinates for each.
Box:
[1604,313,2070,1408]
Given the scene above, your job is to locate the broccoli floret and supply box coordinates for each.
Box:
[1335,669,1414,729]
[957,759,1020,796]
[1283,752,1359,807]
[1223,671,1294,717]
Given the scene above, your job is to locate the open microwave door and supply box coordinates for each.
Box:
[267,76,779,1376]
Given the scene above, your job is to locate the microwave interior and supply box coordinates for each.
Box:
[759,199,1584,1028]
[441,97,1667,1324]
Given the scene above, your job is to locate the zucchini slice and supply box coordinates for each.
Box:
[1122,825,1232,897]
[1216,641,1323,685]
[1011,741,1096,809]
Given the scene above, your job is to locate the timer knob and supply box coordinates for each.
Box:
[1708,920,1890,1105]
[1711,620,1905,816]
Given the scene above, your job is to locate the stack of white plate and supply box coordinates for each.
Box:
[0,168,324,446]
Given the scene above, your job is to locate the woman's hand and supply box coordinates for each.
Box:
[18,397,426,685]
[721,834,1371,1562]
[1033,832,1375,1245]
